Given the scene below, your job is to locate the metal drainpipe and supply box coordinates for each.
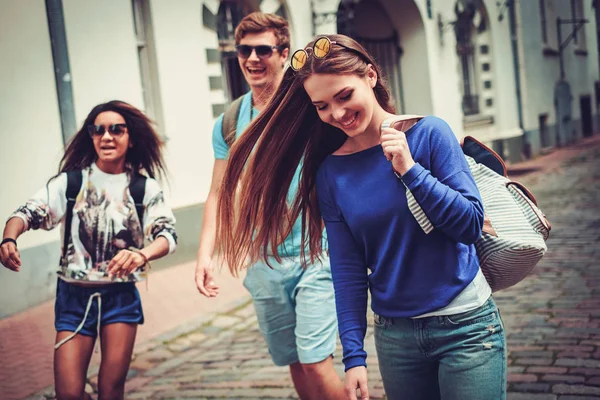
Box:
[46,0,77,145]
[595,0,600,84]
[508,0,523,131]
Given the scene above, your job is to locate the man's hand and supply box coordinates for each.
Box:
[0,241,21,272]
[107,250,146,278]
[345,366,369,400]
[380,127,415,176]
[195,258,219,297]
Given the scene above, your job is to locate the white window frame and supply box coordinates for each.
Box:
[132,0,165,136]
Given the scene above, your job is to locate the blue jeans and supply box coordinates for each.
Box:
[374,296,506,400]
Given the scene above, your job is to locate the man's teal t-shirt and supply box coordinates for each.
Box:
[212,92,312,257]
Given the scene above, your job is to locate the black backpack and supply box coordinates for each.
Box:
[62,170,146,262]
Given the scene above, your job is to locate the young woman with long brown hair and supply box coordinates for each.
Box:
[0,100,177,400]
[216,34,507,400]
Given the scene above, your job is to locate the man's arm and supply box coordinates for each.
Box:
[195,158,227,297]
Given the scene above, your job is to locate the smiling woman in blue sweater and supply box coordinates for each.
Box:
[216,34,507,400]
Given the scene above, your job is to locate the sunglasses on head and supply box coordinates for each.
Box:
[290,36,366,71]
[235,44,283,59]
[87,124,128,138]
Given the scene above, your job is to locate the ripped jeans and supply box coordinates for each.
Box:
[374,296,506,400]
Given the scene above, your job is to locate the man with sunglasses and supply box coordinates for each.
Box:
[194,11,345,399]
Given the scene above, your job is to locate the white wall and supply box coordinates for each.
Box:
[586,0,599,81]
[149,0,216,208]
[585,0,599,105]
[518,0,598,132]
[417,0,464,135]
[62,0,145,126]
[484,0,521,140]
[0,0,67,317]
[0,0,65,249]
[285,0,314,47]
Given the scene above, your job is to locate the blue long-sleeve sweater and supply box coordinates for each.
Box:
[316,116,484,371]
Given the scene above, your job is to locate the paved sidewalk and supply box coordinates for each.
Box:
[500,136,600,400]
[0,261,249,400]
[5,135,600,400]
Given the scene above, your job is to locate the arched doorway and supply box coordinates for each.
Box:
[335,0,432,115]
[337,0,404,112]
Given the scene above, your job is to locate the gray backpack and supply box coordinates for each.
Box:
[381,116,551,292]
[221,95,245,148]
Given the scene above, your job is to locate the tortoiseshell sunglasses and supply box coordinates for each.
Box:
[290,36,366,71]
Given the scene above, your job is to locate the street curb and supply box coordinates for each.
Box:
[506,134,600,179]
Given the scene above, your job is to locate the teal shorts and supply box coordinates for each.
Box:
[243,256,338,366]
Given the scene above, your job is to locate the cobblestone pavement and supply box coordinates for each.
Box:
[26,138,600,400]
[497,142,600,400]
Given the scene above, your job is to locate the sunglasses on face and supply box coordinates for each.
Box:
[290,36,365,71]
[235,44,283,59]
[87,124,128,138]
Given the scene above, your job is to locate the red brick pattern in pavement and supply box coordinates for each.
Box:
[5,135,600,400]
[499,137,600,399]
[0,261,248,400]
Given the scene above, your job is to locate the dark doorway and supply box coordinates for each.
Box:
[217,0,253,102]
[539,113,550,148]
[336,1,404,112]
[355,35,404,113]
[581,95,593,137]
[222,55,249,101]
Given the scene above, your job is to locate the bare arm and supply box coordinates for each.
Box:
[107,236,170,279]
[195,159,227,297]
[0,217,27,271]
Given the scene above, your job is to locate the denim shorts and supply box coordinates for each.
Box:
[374,296,507,400]
[55,278,144,337]
[243,256,337,366]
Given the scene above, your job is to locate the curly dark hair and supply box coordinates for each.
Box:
[58,100,167,180]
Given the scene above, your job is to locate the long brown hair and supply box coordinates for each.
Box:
[216,34,395,276]
[58,100,167,180]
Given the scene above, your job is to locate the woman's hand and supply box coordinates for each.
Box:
[107,249,147,279]
[345,366,369,400]
[0,241,21,272]
[380,127,415,176]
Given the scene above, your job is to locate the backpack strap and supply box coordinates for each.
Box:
[129,173,147,225]
[63,170,82,262]
[221,95,245,148]
[380,115,424,134]
[462,136,507,177]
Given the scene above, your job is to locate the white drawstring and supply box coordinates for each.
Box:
[55,292,102,353]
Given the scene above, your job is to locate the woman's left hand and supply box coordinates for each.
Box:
[107,250,147,279]
[380,127,415,176]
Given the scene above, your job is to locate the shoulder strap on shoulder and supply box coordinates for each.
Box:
[129,173,147,224]
[221,95,245,148]
[380,115,424,133]
[63,170,82,262]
